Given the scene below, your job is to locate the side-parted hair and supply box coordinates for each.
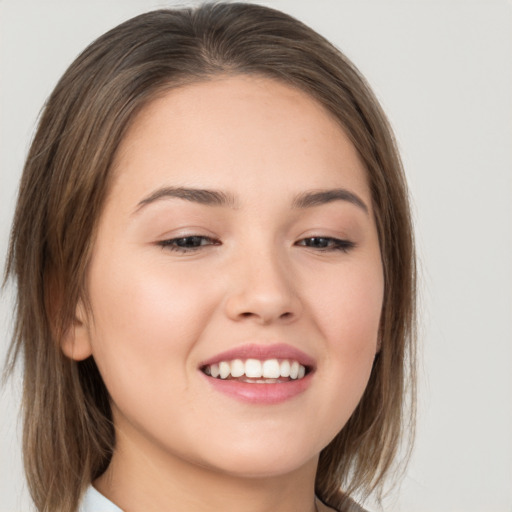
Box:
[4,3,416,512]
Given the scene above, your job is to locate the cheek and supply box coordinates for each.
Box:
[308,259,383,416]
[313,260,383,349]
[84,253,217,392]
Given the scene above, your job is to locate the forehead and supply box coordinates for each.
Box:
[109,75,371,207]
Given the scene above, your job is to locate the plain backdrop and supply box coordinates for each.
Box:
[1,1,511,511]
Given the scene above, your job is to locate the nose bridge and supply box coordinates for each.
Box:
[224,237,301,324]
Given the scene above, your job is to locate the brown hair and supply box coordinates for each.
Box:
[4,3,416,511]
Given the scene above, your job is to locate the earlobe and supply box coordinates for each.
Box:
[60,300,93,361]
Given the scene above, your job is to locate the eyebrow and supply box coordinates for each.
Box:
[134,186,368,215]
[134,186,238,213]
[292,188,369,214]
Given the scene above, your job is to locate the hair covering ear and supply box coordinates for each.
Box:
[60,300,93,361]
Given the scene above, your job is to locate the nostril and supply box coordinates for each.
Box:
[237,310,293,322]
[225,286,302,323]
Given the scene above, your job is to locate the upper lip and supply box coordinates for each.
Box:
[199,343,316,369]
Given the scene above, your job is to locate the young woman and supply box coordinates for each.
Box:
[4,3,416,512]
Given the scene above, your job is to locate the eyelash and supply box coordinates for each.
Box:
[158,236,220,253]
[157,236,355,254]
[295,237,355,253]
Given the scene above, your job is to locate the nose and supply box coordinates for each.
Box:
[223,248,302,325]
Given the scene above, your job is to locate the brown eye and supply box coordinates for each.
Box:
[158,236,220,253]
[296,237,355,253]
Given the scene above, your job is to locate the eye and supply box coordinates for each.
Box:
[295,236,355,253]
[158,235,220,253]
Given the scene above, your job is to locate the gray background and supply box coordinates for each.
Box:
[1,1,511,511]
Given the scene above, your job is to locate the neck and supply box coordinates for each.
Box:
[95,421,321,512]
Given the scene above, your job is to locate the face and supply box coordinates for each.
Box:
[68,75,383,480]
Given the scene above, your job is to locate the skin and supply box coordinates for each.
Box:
[63,75,384,512]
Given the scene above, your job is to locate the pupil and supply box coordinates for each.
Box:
[310,237,328,247]
[179,236,202,247]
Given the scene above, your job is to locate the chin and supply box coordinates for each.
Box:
[197,444,319,479]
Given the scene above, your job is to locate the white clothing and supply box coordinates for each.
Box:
[79,485,123,512]
[78,484,367,512]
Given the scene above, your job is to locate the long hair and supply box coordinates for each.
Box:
[4,3,416,511]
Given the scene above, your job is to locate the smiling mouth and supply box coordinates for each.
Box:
[201,358,309,383]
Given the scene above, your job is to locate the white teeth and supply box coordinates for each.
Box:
[219,361,230,379]
[245,359,262,378]
[280,360,291,377]
[231,359,245,378]
[262,359,280,379]
[210,363,220,378]
[290,361,299,379]
[204,358,308,381]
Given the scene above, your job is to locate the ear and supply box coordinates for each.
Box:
[60,299,93,361]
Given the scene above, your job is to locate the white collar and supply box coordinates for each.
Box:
[79,485,124,512]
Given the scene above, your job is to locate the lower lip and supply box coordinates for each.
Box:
[201,372,313,404]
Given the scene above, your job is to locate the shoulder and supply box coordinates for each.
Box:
[79,486,124,512]
[319,495,370,512]
[344,500,370,512]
